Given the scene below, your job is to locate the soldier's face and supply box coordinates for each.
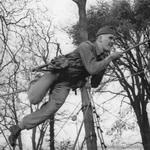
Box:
[96,34,115,53]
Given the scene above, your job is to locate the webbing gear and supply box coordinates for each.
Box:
[32,55,69,72]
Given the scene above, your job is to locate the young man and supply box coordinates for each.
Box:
[8,26,122,147]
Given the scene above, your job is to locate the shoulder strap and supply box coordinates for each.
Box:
[84,41,97,57]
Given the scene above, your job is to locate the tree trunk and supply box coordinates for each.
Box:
[73,0,88,42]
[18,135,23,150]
[134,100,150,150]
[72,0,98,149]
[81,87,97,150]
[32,127,36,150]
[49,114,55,150]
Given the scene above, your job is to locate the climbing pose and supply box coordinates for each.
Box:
[8,26,122,147]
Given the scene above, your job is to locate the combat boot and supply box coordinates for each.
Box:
[8,125,21,147]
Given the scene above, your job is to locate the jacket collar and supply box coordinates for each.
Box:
[94,42,104,56]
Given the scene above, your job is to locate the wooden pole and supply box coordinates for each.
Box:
[81,86,97,150]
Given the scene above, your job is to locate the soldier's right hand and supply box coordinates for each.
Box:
[110,52,123,61]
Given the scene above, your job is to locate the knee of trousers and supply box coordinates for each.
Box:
[30,99,38,105]
[28,89,47,105]
[28,94,41,105]
[43,101,65,116]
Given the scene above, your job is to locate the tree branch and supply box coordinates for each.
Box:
[0,89,27,97]
[72,0,79,4]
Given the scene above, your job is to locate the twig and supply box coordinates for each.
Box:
[72,0,79,4]
[123,142,142,149]
[123,39,150,54]
[0,89,27,97]
[0,127,13,150]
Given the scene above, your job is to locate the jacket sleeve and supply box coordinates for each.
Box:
[91,69,106,88]
[78,42,112,75]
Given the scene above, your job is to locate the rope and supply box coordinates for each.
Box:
[72,118,84,150]
[55,102,81,137]
[41,102,81,148]
[72,91,92,150]
[88,89,107,150]
[94,102,135,129]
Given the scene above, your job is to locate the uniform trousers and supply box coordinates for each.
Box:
[20,72,70,129]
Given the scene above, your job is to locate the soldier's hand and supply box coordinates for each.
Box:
[110,52,123,61]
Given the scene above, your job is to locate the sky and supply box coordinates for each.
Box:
[43,0,98,26]
[38,0,99,55]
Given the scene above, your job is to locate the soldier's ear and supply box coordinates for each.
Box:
[96,35,102,42]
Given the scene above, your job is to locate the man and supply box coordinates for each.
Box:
[8,26,122,147]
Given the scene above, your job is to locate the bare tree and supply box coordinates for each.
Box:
[0,0,59,149]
